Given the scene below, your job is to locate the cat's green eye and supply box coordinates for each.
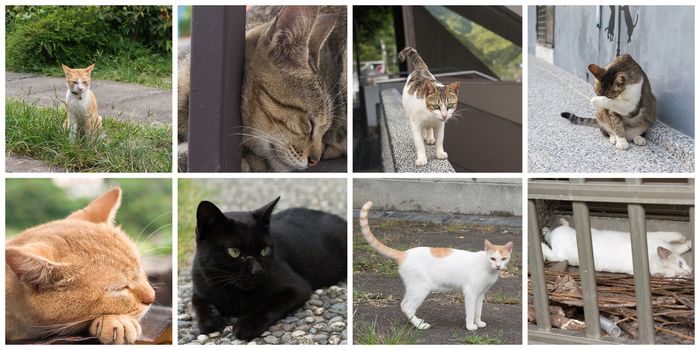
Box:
[447,103,455,109]
[261,246,272,256]
[227,248,241,258]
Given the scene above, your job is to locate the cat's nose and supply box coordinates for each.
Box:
[250,261,264,276]
[308,157,319,166]
[140,287,156,305]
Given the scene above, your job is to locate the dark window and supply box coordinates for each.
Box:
[536,6,554,48]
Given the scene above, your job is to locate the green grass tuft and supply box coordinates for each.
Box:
[6,98,171,173]
[452,331,503,345]
[355,318,419,345]
[178,179,213,267]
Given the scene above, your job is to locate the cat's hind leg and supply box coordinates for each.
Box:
[400,283,431,329]
[191,292,224,334]
[423,127,435,145]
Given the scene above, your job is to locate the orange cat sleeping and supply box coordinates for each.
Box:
[5,188,154,344]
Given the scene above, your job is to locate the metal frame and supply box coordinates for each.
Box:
[528,178,694,344]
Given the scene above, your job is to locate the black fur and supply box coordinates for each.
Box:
[190,197,347,340]
[560,112,599,127]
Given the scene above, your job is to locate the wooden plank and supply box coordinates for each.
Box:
[529,181,693,205]
[572,200,601,339]
[528,200,551,331]
[627,202,655,344]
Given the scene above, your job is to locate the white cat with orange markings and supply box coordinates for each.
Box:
[359,201,513,331]
[62,64,102,140]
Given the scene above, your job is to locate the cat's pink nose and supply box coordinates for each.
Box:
[308,157,319,166]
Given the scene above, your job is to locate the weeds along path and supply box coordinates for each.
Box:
[6,72,171,124]
[352,214,522,345]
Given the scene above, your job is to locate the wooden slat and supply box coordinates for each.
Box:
[627,201,655,344]
[529,181,693,205]
[528,200,551,331]
[572,199,601,339]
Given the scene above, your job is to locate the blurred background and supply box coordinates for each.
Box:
[6,178,173,307]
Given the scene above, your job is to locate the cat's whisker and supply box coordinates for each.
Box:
[135,210,172,243]
[140,223,172,244]
[232,132,286,149]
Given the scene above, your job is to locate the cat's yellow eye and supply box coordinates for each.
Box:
[501,258,507,261]
[431,105,440,110]
[448,103,455,109]
[261,246,272,256]
[228,248,241,258]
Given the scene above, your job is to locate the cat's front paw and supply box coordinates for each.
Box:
[476,320,487,328]
[90,315,142,344]
[436,151,448,159]
[590,96,608,109]
[424,137,436,145]
[466,323,478,331]
[633,135,647,146]
[615,137,629,150]
[233,317,268,341]
[609,135,617,144]
[415,155,428,166]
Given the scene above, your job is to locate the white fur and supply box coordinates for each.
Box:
[542,223,692,277]
[590,79,643,116]
[65,85,94,140]
[402,75,454,166]
[398,247,510,331]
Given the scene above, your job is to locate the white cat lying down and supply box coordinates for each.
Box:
[541,219,692,278]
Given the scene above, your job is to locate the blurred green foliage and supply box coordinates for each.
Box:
[178,179,212,267]
[6,179,172,256]
[178,6,191,37]
[354,6,399,74]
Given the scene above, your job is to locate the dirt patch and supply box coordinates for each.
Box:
[353,217,522,344]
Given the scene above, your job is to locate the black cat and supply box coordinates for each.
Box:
[190,197,347,340]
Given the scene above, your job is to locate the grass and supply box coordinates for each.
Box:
[6,98,171,172]
[452,331,503,345]
[354,317,419,345]
[484,291,521,305]
[353,258,400,278]
[178,179,213,266]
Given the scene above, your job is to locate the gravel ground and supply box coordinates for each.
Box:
[178,179,348,345]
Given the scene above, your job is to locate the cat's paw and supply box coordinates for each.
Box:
[590,96,608,109]
[233,317,268,341]
[416,322,431,330]
[476,320,487,328]
[609,135,617,144]
[415,156,428,166]
[633,135,647,146]
[436,151,448,159]
[615,137,629,150]
[90,315,141,345]
[466,323,478,331]
[424,137,436,145]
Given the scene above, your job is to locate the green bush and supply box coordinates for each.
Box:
[99,6,172,54]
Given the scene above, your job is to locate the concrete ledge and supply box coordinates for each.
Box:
[354,178,521,216]
[379,89,455,173]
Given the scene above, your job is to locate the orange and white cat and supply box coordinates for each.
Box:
[359,201,513,331]
[5,188,155,344]
[62,64,102,139]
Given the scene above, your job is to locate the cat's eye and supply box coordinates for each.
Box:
[228,248,241,258]
[431,105,440,110]
[501,258,507,261]
[447,103,455,108]
[490,257,496,261]
[260,246,272,256]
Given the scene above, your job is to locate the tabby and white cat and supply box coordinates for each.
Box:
[399,47,460,166]
[178,6,347,172]
[6,188,155,344]
[62,64,102,140]
[541,218,692,278]
[359,202,513,331]
[561,54,656,150]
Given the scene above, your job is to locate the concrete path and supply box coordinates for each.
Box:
[528,57,693,173]
[5,72,172,124]
[5,154,63,173]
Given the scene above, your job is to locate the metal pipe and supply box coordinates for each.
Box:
[599,316,621,337]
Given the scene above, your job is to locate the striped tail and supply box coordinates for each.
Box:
[359,202,405,261]
[560,112,598,127]
[398,47,428,71]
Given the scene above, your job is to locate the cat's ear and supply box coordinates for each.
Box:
[484,239,494,251]
[61,64,72,74]
[614,72,626,86]
[6,246,66,291]
[252,196,281,228]
[588,64,606,80]
[307,13,336,73]
[196,201,227,239]
[657,246,672,261]
[85,64,95,74]
[67,187,122,225]
[447,81,461,94]
[422,82,435,96]
[504,242,514,253]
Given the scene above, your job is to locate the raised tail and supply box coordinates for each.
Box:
[359,202,405,261]
[398,47,428,71]
[560,112,598,127]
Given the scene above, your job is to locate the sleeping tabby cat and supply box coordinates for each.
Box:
[178,6,346,172]
[399,47,460,166]
[191,197,346,340]
[6,188,155,344]
[561,54,656,150]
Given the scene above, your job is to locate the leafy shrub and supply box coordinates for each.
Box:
[99,6,172,54]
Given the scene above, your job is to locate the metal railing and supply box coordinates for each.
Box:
[528,178,694,344]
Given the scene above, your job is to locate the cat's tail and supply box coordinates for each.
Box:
[560,112,598,127]
[359,201,406,261]
[398,47,428,71]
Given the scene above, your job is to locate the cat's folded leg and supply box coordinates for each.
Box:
[608,113,629,150]
[400,284,431,329]
[89,314,141,344]
[192,292,224,334]
[233,284,311,340]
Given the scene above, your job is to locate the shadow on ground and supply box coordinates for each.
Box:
[353,214,522,345]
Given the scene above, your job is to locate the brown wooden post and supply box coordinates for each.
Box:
[188,6,245,172]
[528,199,551,331]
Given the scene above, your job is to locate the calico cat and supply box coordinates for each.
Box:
[178,6,347,172]
[399,47,460,166]
[359,202,513,331]
[561,54,656,150]
[62,64,103,140]
[541,218,692,277]
[191,197,346,340]
[5,188,155,344]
